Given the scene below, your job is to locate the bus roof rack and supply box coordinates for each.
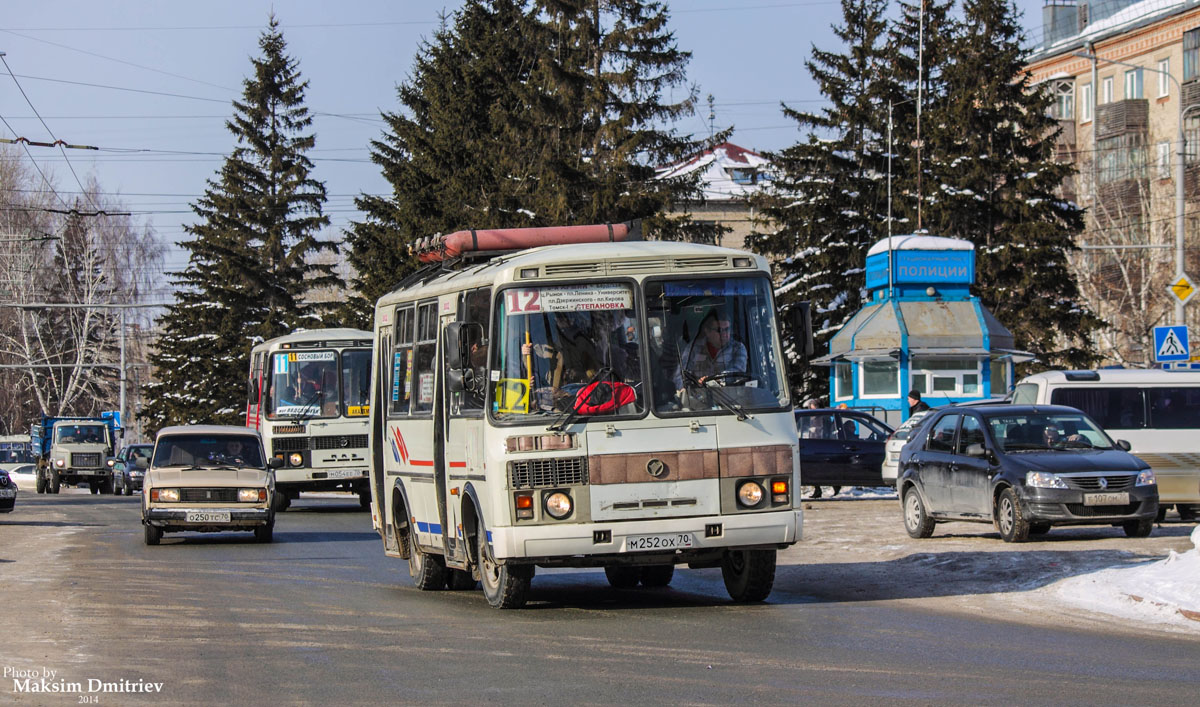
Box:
[409,220,642,264]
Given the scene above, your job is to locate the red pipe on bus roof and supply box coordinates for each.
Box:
[413,222,637,262]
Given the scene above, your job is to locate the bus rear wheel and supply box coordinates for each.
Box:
[406,534,446,590]
[477,530,531,609]
[721,549,776,603]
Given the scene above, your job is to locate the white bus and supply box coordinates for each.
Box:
[367,223,807,608]
[1012,369,1200,520]
[247,328,373,510]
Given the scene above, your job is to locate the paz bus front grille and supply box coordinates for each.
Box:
[313,434,368,450]
[273,437,310,453]
[508,457,589,489]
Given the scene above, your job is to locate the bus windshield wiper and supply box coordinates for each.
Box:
[547,367,612,433]
[292,390,324,424]
[683,370,749,422]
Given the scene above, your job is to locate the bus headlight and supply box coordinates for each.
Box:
[289,453,303,467]
[737,481,764,508]
[544,492,572,519]
[238,488,266,502]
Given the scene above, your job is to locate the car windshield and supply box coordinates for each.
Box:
[893,411,929,441]
[985,412,1115,452]
[126,445,153,460]
[151,435,265,468]
[491,283,644,420]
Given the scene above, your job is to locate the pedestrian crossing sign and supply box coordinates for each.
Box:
[1154,325,1190,362]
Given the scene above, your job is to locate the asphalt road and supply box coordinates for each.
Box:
[2,490,1198,705]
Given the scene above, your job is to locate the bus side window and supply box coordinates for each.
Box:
[412,301,438,415]
[391,305,415,416]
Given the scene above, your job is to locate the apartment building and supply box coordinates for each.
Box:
[1026,0,1200,363]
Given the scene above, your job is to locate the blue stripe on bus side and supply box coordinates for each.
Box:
[414,521,442,535]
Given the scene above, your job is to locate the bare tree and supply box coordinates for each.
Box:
[0,148,165,422]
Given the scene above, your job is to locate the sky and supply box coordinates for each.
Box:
[0,0,1048,299]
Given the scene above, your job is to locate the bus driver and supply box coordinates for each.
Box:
[674,309,747,392]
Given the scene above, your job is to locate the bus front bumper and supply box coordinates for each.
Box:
[488,509,802,563]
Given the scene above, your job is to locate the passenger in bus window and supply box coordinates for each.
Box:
[674,309,748,390]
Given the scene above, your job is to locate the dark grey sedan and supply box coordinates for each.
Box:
[898,404,1158,542]
[113,443,154,496]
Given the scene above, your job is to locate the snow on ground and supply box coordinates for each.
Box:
[1045,524,1200,630]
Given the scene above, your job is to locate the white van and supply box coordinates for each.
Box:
[1012,369,1200,520]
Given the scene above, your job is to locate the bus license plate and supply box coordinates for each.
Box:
[185,511,230,523]
[623,533,693,552]
[1083,492,1129,506]
[327,469,363,479]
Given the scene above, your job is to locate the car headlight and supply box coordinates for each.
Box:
[153,488,180,502]
[289,453,303,467]
[54,458,65,468]
[1136,469,1156,486]
[238,488,266,502]
[1025,471,1068,489]
[544,492,572,519]
[737,481,765,507]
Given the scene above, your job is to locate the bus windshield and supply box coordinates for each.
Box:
[342,350,372,417]
[492,283,644,419]
[646,276,788,415]
[268,351,341,419]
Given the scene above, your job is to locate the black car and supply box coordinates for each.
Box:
[0,467,16,512]
[898,403,1158,542]
[796,409,894,489]
[112,443,154,496]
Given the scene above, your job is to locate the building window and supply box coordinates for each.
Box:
[1158,141,1171,179]
[1124,68,1143,99]
[1051,79,1074,119]
[910,357,981,398]
[1159,59,1171,97]
[860,359,898,397]
[1097,134,1147,183]
[989,359,1009,396]
[727,168,758,185]
[1185,28,1200,81]
[834,361,852,400]
[1102,76,1114,104]
[1189,115,1200,164]
[1080,83,1093,122]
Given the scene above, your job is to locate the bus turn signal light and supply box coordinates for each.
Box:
[515,492,534,519]
[772,479,789,503]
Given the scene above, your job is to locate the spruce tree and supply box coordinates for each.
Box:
[143,16,334,430]
[928,0,1101,368]
[746,0,892,401]
[343,0,711,327]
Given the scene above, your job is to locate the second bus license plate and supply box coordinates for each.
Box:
[623,533,693,552]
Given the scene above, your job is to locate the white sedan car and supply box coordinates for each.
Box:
[881,411,930,487]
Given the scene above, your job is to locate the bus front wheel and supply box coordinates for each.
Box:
[477,530,531,609]
[721,549,775,603]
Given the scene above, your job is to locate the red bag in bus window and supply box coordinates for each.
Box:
[574,380,635,414]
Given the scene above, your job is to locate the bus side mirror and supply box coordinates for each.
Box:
[444,322,465,369]
[790,302,814,358]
